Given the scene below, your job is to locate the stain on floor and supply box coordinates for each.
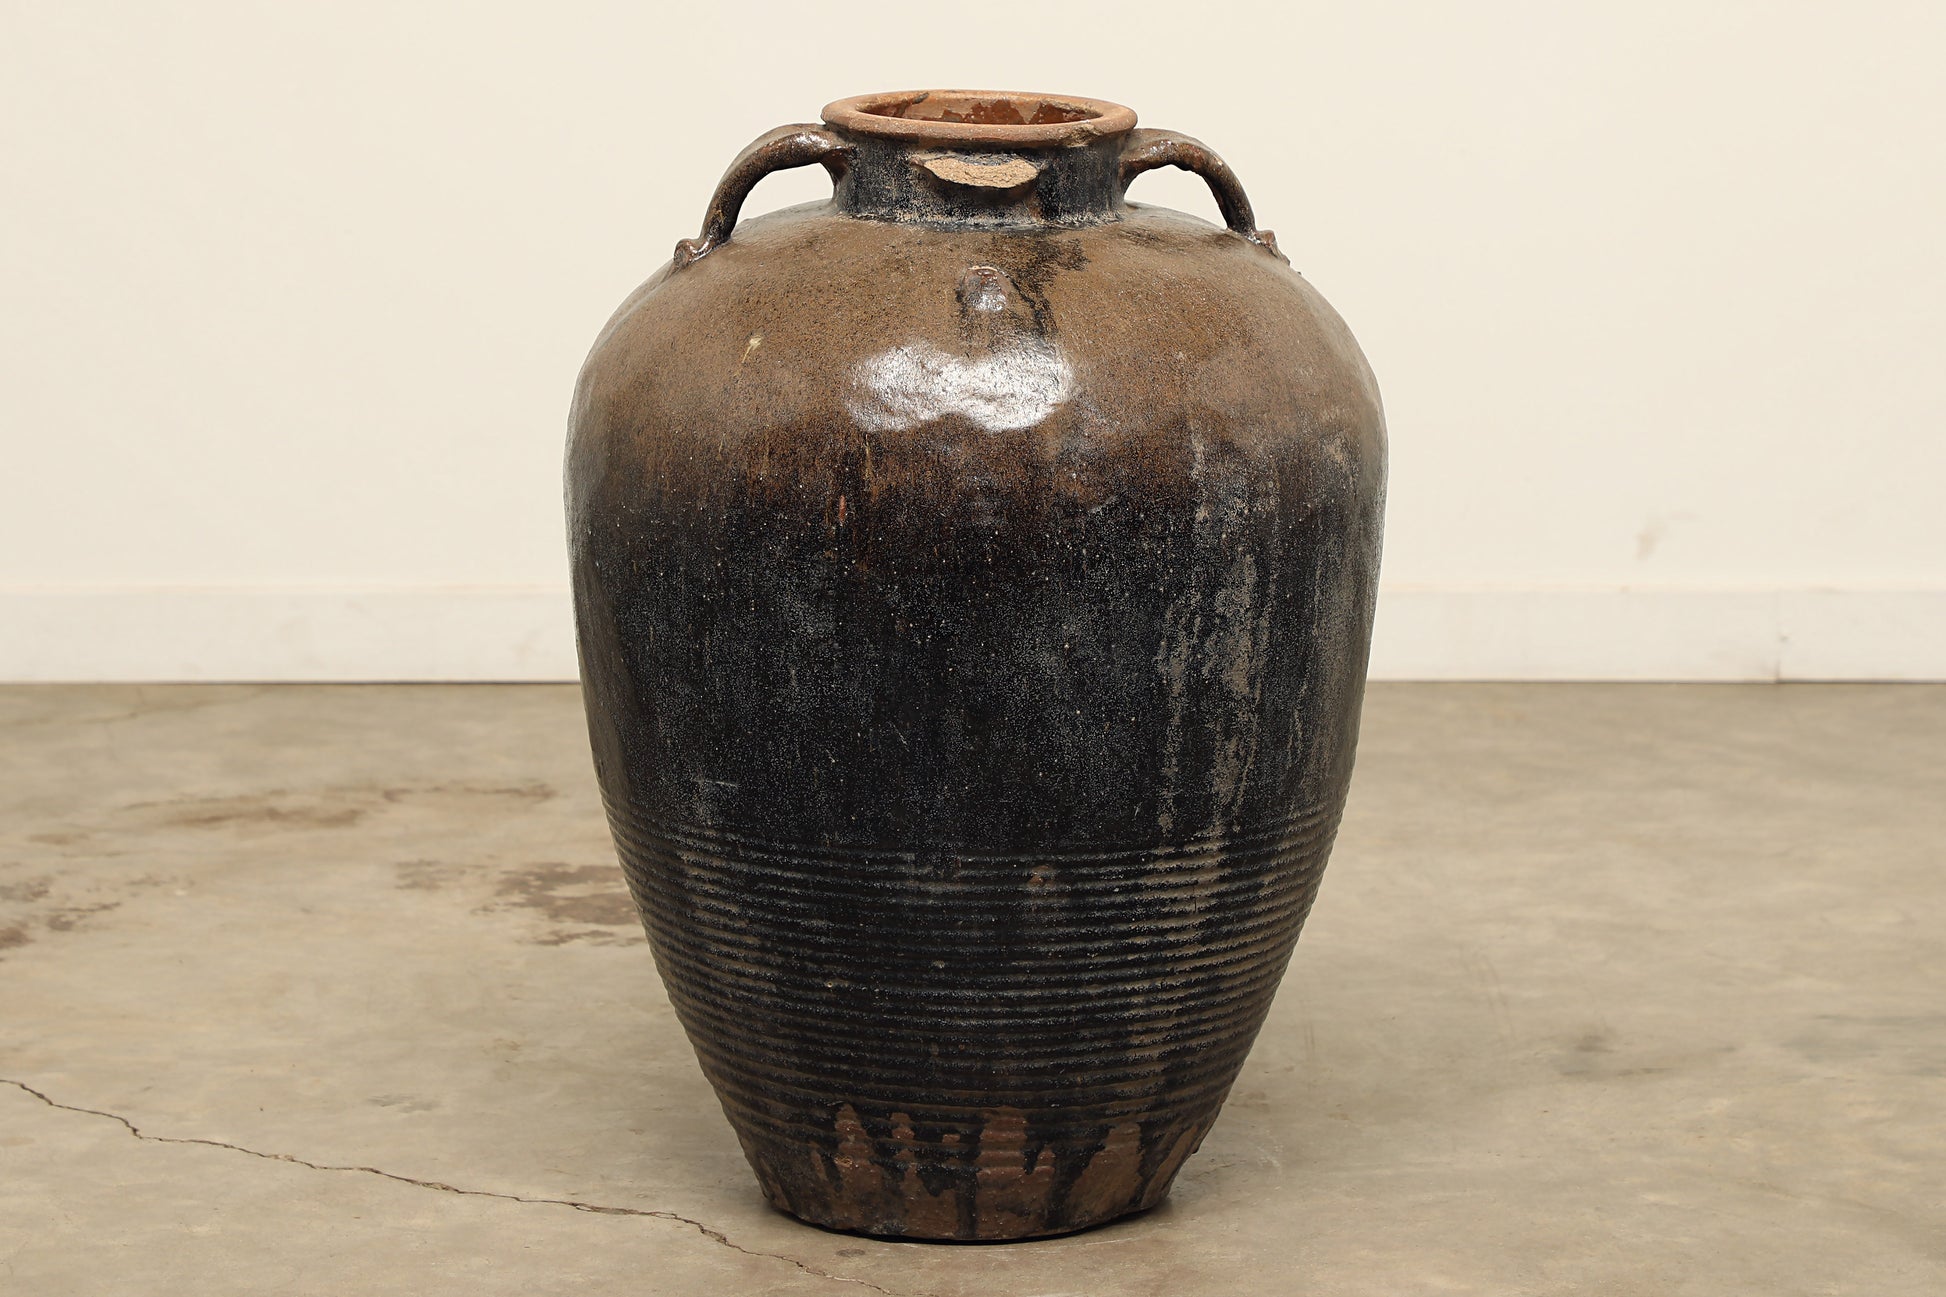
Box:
[0,867,146,955]
[391,858,640,947]
[121,782,561,838]
[494,863,640,946]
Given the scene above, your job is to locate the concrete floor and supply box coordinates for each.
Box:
[1,684,1940,1295]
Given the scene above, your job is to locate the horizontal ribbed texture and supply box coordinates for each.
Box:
[606,797,1341,1235]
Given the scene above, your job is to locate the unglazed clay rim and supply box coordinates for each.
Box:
[822,90,1137,147]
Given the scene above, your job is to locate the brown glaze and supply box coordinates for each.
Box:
[673,124,850,268]
[568,90,1386,1240]
[1118,127,1282,255]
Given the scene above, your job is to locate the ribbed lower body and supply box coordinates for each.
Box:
[609,799,1340,1239]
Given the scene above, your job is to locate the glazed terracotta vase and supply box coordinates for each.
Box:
[567,90,1385,1240]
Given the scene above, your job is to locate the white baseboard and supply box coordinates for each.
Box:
[0,587,577,683]
[1368,587,1946,681]
[0,586,1940,683]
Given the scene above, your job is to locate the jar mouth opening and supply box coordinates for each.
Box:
[822,90,1137,147]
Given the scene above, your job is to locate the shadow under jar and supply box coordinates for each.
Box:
[567,89,1386,1240]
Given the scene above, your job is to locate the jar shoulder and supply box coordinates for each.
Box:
[572,202,1383,470]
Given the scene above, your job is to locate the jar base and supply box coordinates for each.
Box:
[732,1107,1219,1242]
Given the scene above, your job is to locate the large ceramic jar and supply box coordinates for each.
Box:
[567,90,1385,1240]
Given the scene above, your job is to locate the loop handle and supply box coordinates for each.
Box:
[1119,128,1284,260]
[674,125,852,267]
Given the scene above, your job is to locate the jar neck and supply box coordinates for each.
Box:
[830,133,1128,229]
[819,90,1138,230]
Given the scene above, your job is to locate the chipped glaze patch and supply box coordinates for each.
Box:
[919,154,1042,190]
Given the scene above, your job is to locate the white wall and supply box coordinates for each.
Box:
[2,1,1941,680]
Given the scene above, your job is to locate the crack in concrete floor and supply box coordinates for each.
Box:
[2,1077,906,1297]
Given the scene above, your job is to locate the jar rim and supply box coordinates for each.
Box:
[822,90,1137,147]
